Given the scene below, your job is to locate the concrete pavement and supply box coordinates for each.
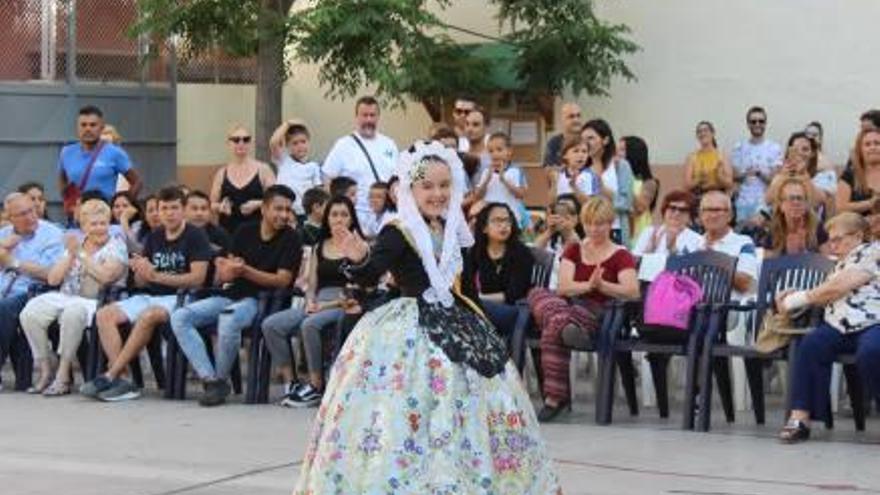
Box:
[1,386,879,495]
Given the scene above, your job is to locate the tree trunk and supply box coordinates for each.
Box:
[420,98,442,123]
[254,0,294,164]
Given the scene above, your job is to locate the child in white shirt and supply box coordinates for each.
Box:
[549,136,600,205]
[270,120,322,219]
[473,132,529,228]
[362,182,395,239]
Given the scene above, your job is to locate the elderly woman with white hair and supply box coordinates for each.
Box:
[776,212,880,443]
[19,199,127,396]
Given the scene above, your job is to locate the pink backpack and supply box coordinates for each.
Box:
[643,271,703,330]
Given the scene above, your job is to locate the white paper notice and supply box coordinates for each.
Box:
[637,253,667,281]
[510,121,539,145]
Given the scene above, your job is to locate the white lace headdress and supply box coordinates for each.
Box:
[395,140,473,307]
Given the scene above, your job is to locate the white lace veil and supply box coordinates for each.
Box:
[395,140,473,307]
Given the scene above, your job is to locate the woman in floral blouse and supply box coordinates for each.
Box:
[19,200,127,396]
[776,212,880,442]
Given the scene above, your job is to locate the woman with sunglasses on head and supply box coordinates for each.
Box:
[210,124,275,235]
[632,190,702,257]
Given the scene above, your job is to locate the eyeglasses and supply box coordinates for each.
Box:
[700,207,730,214]
[783,194,806,203]
[453,108,472,116]
[666,205,690,214]
[228,136,252,144]
[748,119,766,125]
[489,217,512,226]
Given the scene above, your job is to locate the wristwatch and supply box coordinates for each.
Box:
[9,258,21,272]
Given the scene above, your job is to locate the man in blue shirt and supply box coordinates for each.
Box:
[0,193,64,391]
[57,105,142,216]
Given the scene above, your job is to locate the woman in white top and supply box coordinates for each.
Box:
[548,136,600,206]
[582,119,635,246]
[269,120,322,219]
[777,212,880,443]
[632,190,703,257]
[19,200,128,396]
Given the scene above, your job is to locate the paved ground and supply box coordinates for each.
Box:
[1,382,879,495]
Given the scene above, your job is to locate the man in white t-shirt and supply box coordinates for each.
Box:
[731,106,782,225]
[451,95,477,152]
[322,96,399,226]
[692,191,758,300]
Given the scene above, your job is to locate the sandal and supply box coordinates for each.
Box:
[27,376,53,395]
[779,418,811,444]
[42,380,71,397]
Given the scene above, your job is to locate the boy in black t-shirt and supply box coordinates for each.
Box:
[170,185,303,406]
[300,187,328,247]
[84,186,212,402]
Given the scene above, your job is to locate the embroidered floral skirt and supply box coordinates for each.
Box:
[293,297,560,495]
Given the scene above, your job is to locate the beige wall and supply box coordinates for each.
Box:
[573,0,880,167]
[178,0,880,196]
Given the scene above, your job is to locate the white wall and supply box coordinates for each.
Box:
[575,0,880,166]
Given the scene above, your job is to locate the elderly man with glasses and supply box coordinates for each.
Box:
[0,192,64,391]
[695,191,759,299]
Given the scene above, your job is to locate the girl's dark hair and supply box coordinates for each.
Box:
[138,194,157,241]
[621,135,659,212]
[582,118,616,169]
[622,136,652,181]
[387,175,400,209]
[471,202,523,267]
[319,195,364,243]
[110,191,143,225]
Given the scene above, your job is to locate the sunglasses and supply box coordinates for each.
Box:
[228,136,252,144]
[453,108,472,116]
[748,119,766,125]
[666,205,690,214]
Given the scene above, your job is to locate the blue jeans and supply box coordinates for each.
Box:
[481,298,519,339]
[791,322,880,422]
[0,293,30,389]
[170,296,259,381]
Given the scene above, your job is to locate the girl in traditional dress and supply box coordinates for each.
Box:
[293,141,560,494]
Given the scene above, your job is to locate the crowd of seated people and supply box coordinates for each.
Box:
[0,102,879,446]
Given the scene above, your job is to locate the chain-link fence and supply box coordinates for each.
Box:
[0,0,173,84]
[177,41,257,84]
[1,0,256,85]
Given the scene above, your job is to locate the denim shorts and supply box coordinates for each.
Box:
[116,294,179,323]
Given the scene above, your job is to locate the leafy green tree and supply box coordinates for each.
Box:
[133,0,638,160]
